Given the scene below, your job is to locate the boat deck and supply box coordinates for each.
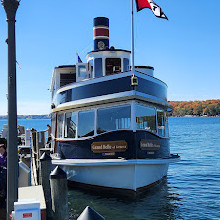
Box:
[52,155,180,166]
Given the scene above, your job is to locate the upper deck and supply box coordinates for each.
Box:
[50,17,171,112]
[50,68,170,113]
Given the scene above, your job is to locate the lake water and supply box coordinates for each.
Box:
[0,117,219,219]
[0,119,51,132]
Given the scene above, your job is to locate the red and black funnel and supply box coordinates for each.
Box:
[93,17,109,51]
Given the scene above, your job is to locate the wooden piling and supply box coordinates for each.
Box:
[50,166,68,220]
[39,152,53,219]
[36,131,45,168]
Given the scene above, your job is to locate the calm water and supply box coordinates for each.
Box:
[0,117,219,219]
[0,119,51,132]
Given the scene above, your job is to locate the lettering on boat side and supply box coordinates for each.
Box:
[147,151,155,155]
[140,139,160,151]
[91,140,127,153]
[102,152,116,156]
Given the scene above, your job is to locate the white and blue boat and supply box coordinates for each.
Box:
[50,17,180,195]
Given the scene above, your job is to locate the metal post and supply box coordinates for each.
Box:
[131,0,134,72]
[1,0,20,218]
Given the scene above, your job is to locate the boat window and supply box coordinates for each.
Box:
[51,113,56,138]
[164,113,169,137]
[94,58,102,77]
[78,65,87,78]
[123,58,130,72]
[51,113,56,149]
[64,112,77,138]
[136,105,156,133]
[78,110,94,138]
[157,110,165,137]
[60,73,76,87]
[57,113,64,138]
[89,59,94,76]
[106,58,121,75]
[97,105,131,134]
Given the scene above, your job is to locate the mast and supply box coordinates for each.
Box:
[131,0,135,72]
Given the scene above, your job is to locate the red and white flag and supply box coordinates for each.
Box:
[135,0,168,20]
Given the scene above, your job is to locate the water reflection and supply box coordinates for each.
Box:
[68,178,182,220]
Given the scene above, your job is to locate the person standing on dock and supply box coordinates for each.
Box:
[0,143,7,200]
[46,124,52,145]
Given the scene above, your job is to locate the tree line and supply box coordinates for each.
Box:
[168,100,220,116]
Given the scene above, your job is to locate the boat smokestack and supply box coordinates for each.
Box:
[93,17,109,51]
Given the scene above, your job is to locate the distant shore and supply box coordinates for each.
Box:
[169,115,220,118]
[0,115,50,120]
[0,115,219,120]
[0,100,219,119]
[168,100,220,117]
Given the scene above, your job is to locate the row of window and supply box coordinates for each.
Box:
[90,58,130,77]
[76,58,130,83]
[53,103,169,139]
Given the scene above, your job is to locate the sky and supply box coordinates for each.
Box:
[0,0,219,115]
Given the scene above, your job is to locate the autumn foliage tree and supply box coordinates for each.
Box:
[168,100,220,116]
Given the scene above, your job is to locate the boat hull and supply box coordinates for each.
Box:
[52,157,179,193]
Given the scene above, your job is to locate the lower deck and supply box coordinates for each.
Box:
[52,99,171,160]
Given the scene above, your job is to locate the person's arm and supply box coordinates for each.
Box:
[0,155,4,168]
[3,154,7,168]
[0,153,7,168]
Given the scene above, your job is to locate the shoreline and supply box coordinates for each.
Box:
[0,115,219,120]
[170,115,220,118]
[0,115,50,120]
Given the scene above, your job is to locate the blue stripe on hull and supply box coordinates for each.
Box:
[56,130,170,160]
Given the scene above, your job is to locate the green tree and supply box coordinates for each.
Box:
[208,104,217,116]
[216,103,220,115]
[193,105,203,116]
[185,107,193,115]
[204,107,210,116]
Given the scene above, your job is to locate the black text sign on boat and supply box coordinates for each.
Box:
[140,139,160,151]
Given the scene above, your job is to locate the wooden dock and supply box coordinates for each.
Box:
[18,186,46,220]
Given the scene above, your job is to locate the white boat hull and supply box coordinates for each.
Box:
[52,158,179,192]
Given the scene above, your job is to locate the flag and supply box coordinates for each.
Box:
[135,0,168,20]
[77,53,82,63]
[16,61,21,69]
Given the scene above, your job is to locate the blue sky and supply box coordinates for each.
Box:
[0,0,219,115]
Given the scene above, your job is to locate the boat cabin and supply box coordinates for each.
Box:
[51,50,154,98]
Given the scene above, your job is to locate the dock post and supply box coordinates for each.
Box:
[39,148,51,159]
[39,152,53,219]
[50,166,68,220]
[36,131,45,168]
[31,129,37,152]
[77,206,105,220]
